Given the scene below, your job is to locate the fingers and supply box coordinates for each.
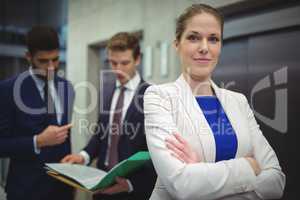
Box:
[115,177,123,183]
[245,157,261,176]
[166,134,189,156]
[100,184,120,195]
[39,124,71,148]
[56,130,69,138]
[166,138,188,162]
[165,137,184,151]
[98,178,129,194]
[165,133,201,163]
[174,133,187,145]
[61,155,80,164]
[61,155,72,163]
[60,156,68,163]
[115,177,127,185]
[55,132,68,144]
[170,152,185,163]
[55,125,70,143]
[58,123,73,132]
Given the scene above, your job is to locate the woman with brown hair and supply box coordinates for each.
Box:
[144,4,285,200]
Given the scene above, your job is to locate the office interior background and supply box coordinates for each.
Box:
[0,0,299,199]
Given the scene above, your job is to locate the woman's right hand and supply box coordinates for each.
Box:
[245,157,261,176]
[165,133,201,164]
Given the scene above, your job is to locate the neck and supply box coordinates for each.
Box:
[183,73,214,96]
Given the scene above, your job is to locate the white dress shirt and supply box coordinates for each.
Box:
[29,67,63,153]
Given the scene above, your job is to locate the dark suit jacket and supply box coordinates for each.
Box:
[84,79,156,200]
[0,71,75,200]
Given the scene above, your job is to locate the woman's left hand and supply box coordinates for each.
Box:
[165,133,201,164]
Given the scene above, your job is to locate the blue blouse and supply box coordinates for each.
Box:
[195,96,238,162]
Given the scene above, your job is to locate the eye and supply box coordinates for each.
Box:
[52,57,59,62]
[121,61,130,66]
[38,59,49,64]
[187,34,200,42]
[109,60,117,66]
[208,36,220,44]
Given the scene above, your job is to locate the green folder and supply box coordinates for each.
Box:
[45,151,151,193]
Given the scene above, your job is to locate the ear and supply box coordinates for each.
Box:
[173,39,179,52]
[134,54,141,66]
[25,51,32,63]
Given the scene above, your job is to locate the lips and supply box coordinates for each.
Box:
[193,58,212,64]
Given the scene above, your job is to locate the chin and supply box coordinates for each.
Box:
[190,74,211,82]
[117,77,127,84]
[189,68,212,79]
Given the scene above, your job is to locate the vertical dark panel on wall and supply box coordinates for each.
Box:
[247,29,300,199]
[213,38,249,96]
[216,27,300,199]
[217,0,300,197]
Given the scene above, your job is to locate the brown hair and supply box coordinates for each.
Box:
[107,32,140,60]
[175,4,224,41]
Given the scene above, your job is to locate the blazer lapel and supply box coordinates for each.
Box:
[175,75,216,162]
[24,75,45,109]
[102,85,115,127]
[123,80,145,121]
[19,74,48,129]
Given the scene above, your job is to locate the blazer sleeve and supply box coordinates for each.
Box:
[240,94,285,199]
[128,160,157,199]
[83,133,101,162]
[144,85,259,200]
[83,113,106,162]
[0,80,36,158]
[126,111,156,198]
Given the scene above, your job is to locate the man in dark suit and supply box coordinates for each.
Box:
[62,32,156,200]
[0,26,75,200]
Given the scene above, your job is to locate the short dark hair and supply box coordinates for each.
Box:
[176,4,224,42]
[107,32,140,60]
[26,25,60,55]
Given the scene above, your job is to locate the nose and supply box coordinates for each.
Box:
[46,60,56,78]
[198,39,208,54]
[116,63,122,69]
[112,63,121,72]
[47,60,55,69]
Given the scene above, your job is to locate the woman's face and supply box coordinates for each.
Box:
[175,13,222,81]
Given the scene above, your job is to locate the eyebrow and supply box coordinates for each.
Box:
[108,59,131,63]
[189,31,200,35]
[189,31,220,36]
[38,57,59,61]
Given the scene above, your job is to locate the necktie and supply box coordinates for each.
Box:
[107,86,126,169]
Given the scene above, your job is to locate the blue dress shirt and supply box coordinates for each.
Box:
[196,96,238,162]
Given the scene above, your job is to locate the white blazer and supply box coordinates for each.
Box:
[144,75,285,200]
